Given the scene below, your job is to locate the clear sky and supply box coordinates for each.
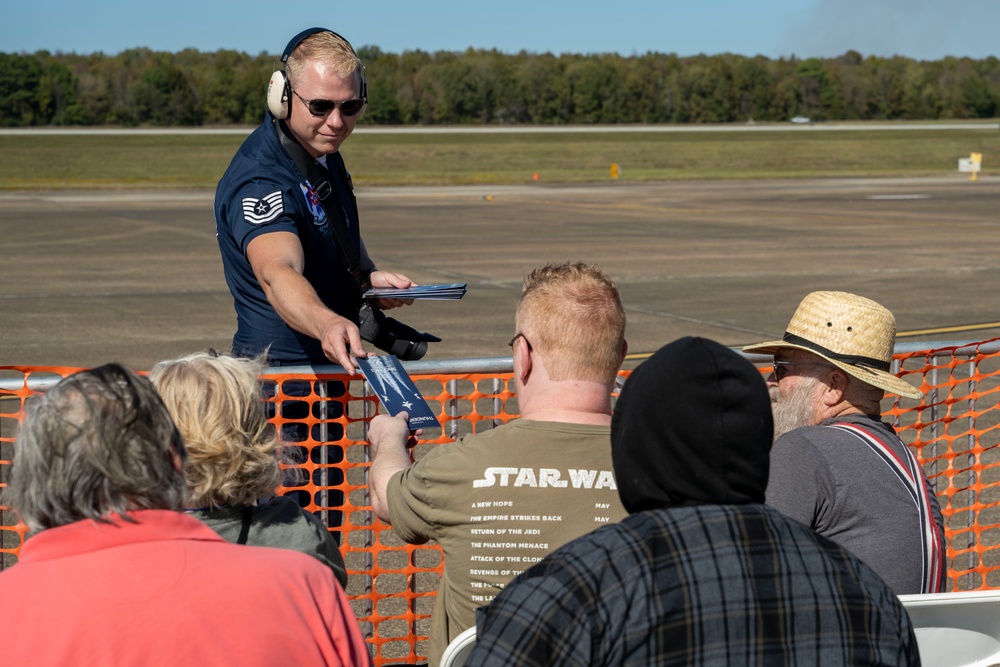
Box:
[3,0,997,61]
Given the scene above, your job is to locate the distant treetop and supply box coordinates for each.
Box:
[1,49,997,127]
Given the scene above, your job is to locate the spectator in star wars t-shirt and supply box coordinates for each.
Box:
[368,261,629,665]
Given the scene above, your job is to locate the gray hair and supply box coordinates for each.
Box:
[5,364,187,532]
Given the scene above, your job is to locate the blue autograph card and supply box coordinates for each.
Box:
[362,283,467,301]
[357,355,441,429]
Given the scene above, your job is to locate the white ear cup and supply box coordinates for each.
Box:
[356,70,368,118]
[267,70,290,119]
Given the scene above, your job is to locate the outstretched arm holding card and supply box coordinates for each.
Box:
[365,262,631,665]
[369,412,417,522]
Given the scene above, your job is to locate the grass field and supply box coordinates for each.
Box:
[1,125,999,189]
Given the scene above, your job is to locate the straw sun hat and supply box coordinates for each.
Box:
[742,291,923,400]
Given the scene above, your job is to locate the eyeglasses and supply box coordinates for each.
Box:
[508,333,533,351]
[772,359,835,382]
[291,89,365,117]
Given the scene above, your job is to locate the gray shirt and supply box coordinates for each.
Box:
[190,496,347,587]
[766,413,945,594]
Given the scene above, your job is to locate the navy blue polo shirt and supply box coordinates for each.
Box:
[214,113,365,364]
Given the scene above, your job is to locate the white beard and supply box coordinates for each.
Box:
[770,378,822,441]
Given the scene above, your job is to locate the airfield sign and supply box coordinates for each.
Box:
[959,152,983,181]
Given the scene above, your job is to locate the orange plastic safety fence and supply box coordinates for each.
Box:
[257,371,522,664]
[3,344,1000,664]
[1,367,80,570]
[885,339,1000,592]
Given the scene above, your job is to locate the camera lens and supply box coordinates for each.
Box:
[389,337,427,361]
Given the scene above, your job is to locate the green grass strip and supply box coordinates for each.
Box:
[1,128,998,189]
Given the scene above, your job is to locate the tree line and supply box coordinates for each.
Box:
[1,47,998,127]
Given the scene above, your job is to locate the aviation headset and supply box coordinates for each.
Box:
[266,27,368,120]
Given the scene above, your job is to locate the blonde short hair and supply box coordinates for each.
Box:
[286,30,362,87]
[149,352,280,508]
[516,262,626,384]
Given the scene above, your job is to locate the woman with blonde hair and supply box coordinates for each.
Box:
[149,351,347,586]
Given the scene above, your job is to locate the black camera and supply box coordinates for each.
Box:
[357,302,441,361]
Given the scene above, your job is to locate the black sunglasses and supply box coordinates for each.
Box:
[771,359,834,382]
[291,89,365,117]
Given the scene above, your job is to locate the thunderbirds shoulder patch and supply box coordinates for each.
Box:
[242,191,284,225]
[300,182,327,226]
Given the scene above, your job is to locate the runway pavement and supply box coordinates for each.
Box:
[2,176,1000,371]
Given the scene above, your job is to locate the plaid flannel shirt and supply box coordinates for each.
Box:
[471,504,920,666]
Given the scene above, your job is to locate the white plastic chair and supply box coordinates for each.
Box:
[899,590,1000,666]
[440,626,477,667]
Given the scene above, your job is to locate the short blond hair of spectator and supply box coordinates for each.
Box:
[149,352,280,508]
[516,262,626,385]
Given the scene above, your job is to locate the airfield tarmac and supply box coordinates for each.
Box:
[2,175,1000,371]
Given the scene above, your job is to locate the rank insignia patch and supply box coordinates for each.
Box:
[242,191,284,225]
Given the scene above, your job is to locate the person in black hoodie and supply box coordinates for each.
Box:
[468,337,920,667]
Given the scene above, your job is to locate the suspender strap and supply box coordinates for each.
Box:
[273,118,371,293]
[828,422,945,593]
[236,505,253,545]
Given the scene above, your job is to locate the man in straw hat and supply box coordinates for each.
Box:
[743,290,945,594]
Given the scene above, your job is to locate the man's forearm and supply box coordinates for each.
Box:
[368,413,417,523]
[370,444,412,523]
[261,263,346,341]
[257,260,367,371]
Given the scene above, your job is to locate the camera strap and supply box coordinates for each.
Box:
[273,118,371,293]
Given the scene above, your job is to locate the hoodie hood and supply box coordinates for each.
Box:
[611,337,773,513]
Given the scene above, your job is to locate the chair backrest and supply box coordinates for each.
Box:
[440,626,477,667]
[899,591,1000,666]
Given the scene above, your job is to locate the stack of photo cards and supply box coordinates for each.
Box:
[362,283,467,301]
[357,355,441,429]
